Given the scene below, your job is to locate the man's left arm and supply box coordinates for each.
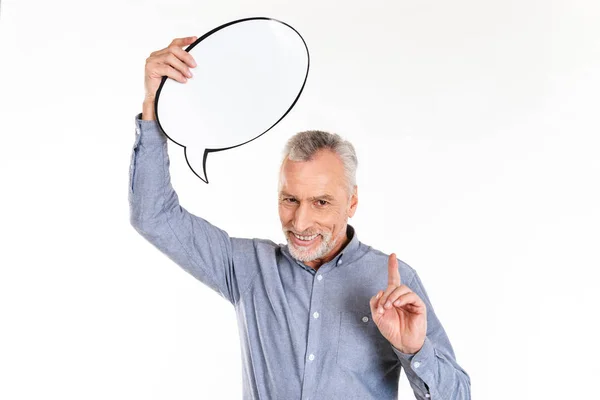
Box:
[392,271,471,400]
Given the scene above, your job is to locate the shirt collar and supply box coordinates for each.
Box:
[336,224,359,265]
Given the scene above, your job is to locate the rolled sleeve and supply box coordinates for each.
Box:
[133,113,167,146]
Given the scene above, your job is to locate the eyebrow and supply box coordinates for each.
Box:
[279,192,335,202]
[310,194,335,202]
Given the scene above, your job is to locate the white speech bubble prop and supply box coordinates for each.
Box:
[155,17,310,183]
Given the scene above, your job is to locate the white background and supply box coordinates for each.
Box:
[1,0,599,399]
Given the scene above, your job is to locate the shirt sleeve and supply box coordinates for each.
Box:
[128,113,256,305]
[391,271,471,400]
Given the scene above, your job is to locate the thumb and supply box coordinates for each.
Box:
[369,290,383,316]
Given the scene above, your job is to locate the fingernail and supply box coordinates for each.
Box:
[376,292,382,299]
[378,306,384,314]
[394,300,400,306]
[385,301,391,309]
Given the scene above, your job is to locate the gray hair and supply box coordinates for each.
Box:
[281,130,358,195]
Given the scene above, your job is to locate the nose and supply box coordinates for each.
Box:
[293,202,313,233]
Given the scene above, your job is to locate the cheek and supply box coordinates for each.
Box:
[317,207,345,226]
[278,205,292,224]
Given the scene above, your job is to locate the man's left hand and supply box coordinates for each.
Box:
[369,253,427,354]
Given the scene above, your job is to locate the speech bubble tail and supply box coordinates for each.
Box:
[184,147,210,184]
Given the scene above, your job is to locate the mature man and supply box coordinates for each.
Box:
[129,36,471,399]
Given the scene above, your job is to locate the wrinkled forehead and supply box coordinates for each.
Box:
[278,151,347,196]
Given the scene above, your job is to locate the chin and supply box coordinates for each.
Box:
[288,239,332,263]
[288,244,316,262]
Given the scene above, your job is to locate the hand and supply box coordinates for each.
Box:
[369,253,427,354]
[142,36,198,120]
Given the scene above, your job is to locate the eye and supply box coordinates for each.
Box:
[283,197,298,204]
[316,199,329,207]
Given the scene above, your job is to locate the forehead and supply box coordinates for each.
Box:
[280,150,346,196]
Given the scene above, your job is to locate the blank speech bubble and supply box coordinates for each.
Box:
[155,17,310,183]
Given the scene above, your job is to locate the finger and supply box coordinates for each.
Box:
[387,253,401,287]
[148,48,196,80]
[162,52,194,78]
[378,253,401,313]
[378,283,409,312]
[393,292,426,312]
[369,290,384,316]
[154,45,196,68]
[147,63,188,83]
[168,45,197,68]
[381,285,412,310]
[169,36,198,48]
[153,36,198,57]
[376,285,397,314]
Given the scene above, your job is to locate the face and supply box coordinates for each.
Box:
[278,149,358,268]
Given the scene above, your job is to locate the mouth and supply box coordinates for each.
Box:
[289,231,320,247]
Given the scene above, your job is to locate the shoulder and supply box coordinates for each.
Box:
[230,236,283,256]
[359,242,419,284]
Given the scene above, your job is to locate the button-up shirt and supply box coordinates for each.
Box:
[129,114,471,399]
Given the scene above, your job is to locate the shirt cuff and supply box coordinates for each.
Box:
[134,113,167,146]
[392,336,435,372]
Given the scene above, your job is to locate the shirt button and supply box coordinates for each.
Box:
[362,316,369,323]
[317,275,323,281]
[309,354,315,361]
[338,259,343,265]
[413,361,421,368]
[313,312,320,319]
[425,394,430,398]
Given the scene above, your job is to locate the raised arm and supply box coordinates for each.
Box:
[370,255,471,399]
[129,37,252,305]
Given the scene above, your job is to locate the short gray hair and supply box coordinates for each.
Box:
[282,130,358,195]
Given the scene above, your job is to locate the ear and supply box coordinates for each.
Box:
[348,185,358,218]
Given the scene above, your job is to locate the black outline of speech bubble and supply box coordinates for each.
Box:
[154,16,310,183]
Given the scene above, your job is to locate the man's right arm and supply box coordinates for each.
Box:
[129,112,246,305]
[128,37,255,305]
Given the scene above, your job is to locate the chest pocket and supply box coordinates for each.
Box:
[336,310,394,373]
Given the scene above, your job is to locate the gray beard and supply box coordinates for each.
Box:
[284,226,344,262]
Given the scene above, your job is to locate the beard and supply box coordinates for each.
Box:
[283,228,339,262]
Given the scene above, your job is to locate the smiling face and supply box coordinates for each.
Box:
[279,149,358,269]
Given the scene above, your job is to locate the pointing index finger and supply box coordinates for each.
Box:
[387,253,401,286]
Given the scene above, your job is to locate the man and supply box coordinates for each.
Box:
[129,36,471,399]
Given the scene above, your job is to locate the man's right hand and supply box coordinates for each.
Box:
[142,36,198,120]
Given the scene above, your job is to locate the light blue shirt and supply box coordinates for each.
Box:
[128,114,471,399]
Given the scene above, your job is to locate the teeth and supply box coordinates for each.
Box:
[293,233,318,241]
